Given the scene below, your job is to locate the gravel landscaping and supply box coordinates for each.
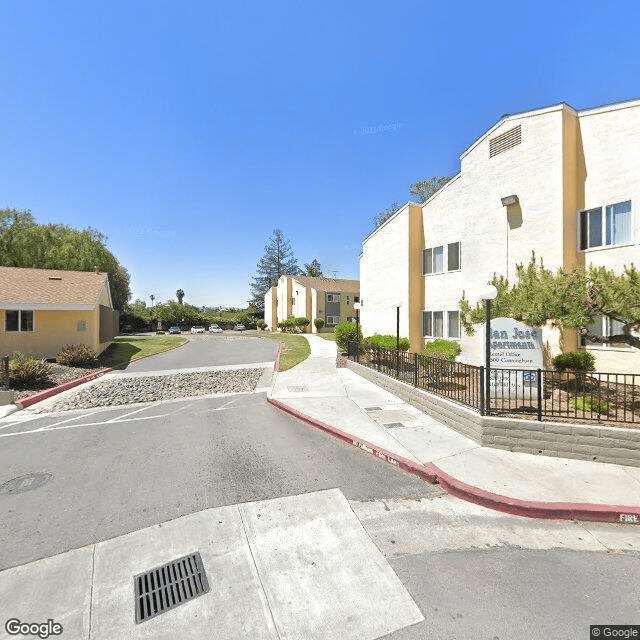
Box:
[34,369,264,412]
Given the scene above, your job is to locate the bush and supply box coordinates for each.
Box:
[573,397,609,414]
[552,351,596,372]
[421,339,461,362]
[363,334,411,352]
[257,320,267,330]
[277,317,310,333]
[9,352,51,384]
[334,322,363,351]
[156,331,165,335]
[314,317,325,332]
[56,344,97,366]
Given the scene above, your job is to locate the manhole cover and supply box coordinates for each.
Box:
[287,385,309,392]
[135,551,210,624]
[383,422,405,429]
[0,473,53,495]
[365,407,382,412]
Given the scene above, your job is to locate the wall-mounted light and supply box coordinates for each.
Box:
[501,194,519,207]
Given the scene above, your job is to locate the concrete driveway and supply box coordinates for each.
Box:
[116,334,279,372]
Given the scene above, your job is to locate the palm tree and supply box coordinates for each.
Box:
[176,289,185,305]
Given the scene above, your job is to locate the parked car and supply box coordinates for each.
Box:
[191,326,205,334]
[169,326,181,334]
[209,324,223,333]
[233,324,246,332]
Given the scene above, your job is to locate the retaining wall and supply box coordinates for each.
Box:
[346,359,640,468]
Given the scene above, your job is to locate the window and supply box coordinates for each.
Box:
[326,293,340,303]
[447,311,460,339]
[423,243,461,274]
[579,201,631,250]
[326,316,340,326]
[346,296,350,305]
[581,316,631,349]
[77,320,87,332]
[422,311,432,337]
[447,242,460,271]
[354,296,360,303]
[5,310,33,332]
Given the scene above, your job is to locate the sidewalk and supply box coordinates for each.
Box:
[268,334,640,524]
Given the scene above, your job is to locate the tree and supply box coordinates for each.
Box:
[304,259,323,278]
[460,255,640,349]
[409,176,451,203]
[372,202,400,230]
[176,289,185,305]
[249,228,300,310]
[0,208,132,311]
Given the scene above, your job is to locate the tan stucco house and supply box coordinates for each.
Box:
[264,275,360,333]
[360,97,640,374]
[0,267,119,359]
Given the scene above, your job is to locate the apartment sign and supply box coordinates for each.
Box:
[489,318,543,399]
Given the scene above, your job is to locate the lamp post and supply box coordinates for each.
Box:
[479,284,498,415]
[353,302,361,360]
[395,302,403,351]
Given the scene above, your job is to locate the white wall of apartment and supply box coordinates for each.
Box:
[291,280,308,318]
[360,205,411,339]
[276,276,289,323]
[264,289,274,329]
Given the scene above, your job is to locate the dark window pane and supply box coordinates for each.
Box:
[579,211,588,250]
[433,247,444,272]
[448,311,460,338]
[447,242,460,271]
[423,248,432,274]
[588,208,602,248]
[422,311,432,336]
[433,311,444,337]
[20,310,33,331]
[6,310,19,331]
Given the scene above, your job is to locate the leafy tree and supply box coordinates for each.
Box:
[176,289,185,305]
[249,228,300,310]
[304,259,323,278]
[409,176,451,203]
[460,255,640,349]
[0,208,131,311]
[372,202,400,230]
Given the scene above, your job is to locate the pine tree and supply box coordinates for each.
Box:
[304,259,323,277]
[249,229,300,310]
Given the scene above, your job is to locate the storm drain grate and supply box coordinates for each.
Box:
[364,407,382,412]
[384,422,405,429]
[134,552,209,623]
[287,385,309,392]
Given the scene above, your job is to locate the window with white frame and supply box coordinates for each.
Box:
[326,316,340,326]
[5,310,34,332]
[581,315,631,349]
[423,309,460,339]
[326,293,340,303]
[579,201,632,250]
[423,242,461,274]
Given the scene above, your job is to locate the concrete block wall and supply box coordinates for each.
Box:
[346,360,640,468]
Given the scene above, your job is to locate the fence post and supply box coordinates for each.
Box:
[479,366,485,416]
[537,368,542,422]
[395,348,399,379]
[414,352,418,387]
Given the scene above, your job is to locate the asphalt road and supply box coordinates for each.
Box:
[116,333,279,371]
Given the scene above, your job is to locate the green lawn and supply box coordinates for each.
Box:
[245,332,311,371]
[100,336,187,366]
[317,332,336,341]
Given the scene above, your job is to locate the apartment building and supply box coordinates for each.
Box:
[264,276,360,332]
[360,98,640,374]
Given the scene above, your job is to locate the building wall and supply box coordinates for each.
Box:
[264,288,277,330]
[0,308,101,359]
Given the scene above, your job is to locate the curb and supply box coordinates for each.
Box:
[267,398,640,526]
[16,368,113,409]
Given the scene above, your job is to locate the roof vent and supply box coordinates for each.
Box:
[489,125,521,157]
[48,277,62,281]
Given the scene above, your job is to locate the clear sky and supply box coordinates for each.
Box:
[1,1,638,308]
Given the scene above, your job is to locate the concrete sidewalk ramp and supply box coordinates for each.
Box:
[0,489,423,640]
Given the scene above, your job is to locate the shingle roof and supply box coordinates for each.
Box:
[0,267,109,306]
[292,276,360,293]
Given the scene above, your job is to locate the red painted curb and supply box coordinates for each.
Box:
[17,368,113,409]
[267,398,640,526]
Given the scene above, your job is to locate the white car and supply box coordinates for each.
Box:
[190,326,205,334]
[209,324,223,333]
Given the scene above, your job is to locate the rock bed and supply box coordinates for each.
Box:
[35,369,264,412]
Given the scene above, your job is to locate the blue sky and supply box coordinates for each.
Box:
[1,1,638,308]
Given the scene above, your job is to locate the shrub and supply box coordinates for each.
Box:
[363,334,411,352]
[552,351,596,372]
[277,317,310,333]
[334,321,363,351]
[421,339,461,362]
[573,397,609,414]
[56,344,97,366]
[156,331,166,335]
[314,317,325,332]
[257,320,267,330]
[9,352,51,384]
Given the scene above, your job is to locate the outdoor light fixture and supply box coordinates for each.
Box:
[479,284,499,414]
[501,194,519,207]
[354,302,361,357]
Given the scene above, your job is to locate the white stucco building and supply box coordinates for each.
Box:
[360,98,640,374]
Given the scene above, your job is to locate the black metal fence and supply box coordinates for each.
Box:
[347,341,640,425]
